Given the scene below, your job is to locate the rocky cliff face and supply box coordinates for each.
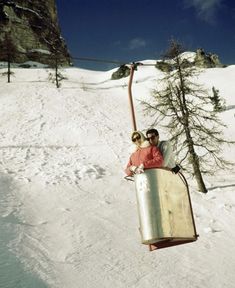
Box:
[0,0,70,65]
[155,48,225,73]
[194,48,223,68]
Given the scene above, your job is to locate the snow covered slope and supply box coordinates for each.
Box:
[0,65,235,288]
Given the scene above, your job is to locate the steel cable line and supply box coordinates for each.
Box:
[71,57,157,67]
[11,51,157,67]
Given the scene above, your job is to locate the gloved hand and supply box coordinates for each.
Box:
[171,165,181,174]
[130,166,137,173]
[135,164,144,174]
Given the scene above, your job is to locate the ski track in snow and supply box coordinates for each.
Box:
[0,67,235,287]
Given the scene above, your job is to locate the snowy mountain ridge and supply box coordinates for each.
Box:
[0,65,235,288]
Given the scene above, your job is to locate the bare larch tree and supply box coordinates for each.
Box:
[143,39,233,193]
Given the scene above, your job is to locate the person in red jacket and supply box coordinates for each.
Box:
[125,131,163,176]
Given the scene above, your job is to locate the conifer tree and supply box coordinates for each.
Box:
[143,39,233,193]
[210,86,225,112]
[47,21,67,88]
[0,33,17,83]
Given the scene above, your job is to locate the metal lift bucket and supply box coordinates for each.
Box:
[134,168,198,249]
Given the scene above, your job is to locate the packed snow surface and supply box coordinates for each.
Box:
[0,64,235,288]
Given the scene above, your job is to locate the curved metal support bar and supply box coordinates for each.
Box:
[127,63,143,131]
[128,65,137,131]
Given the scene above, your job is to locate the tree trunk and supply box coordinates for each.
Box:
[191,153,207,193]
[177,60,207,193]
[187,135,207,193]
[55,57,59,88]
[7,54,10,83]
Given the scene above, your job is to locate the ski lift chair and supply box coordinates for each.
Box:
[133,168,198,251]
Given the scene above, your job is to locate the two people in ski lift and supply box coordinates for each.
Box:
[125,128,181,176]
[125,131,163,176]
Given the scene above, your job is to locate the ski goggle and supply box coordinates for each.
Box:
[132,135,141,142]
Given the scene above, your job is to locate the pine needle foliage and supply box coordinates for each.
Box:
[143,39,234,193]
[0,33,17,82]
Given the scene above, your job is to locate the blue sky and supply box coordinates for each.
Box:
[56,0,235,70]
